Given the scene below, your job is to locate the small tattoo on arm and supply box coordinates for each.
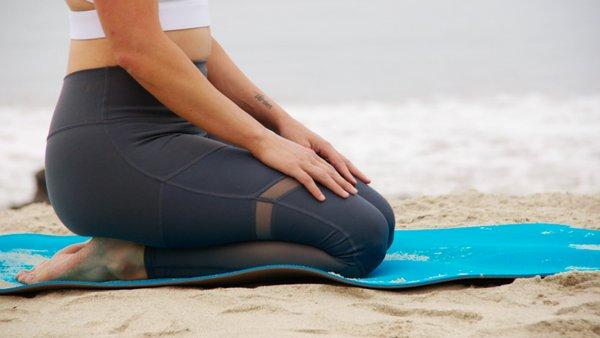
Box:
[254,93,273,110]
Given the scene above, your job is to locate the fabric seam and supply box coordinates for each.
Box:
[101,67,109,121]
[143,246,155,278]
[252,194,259,240]
[273,184,302,202]
[254,175,287,197]
[274,199,366,275]
[163,145,227,181]
[158,182,167,247]
[47,116,197,140]
[47,121,104,140]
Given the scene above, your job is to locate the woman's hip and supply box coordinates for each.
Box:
[45,59,217,245]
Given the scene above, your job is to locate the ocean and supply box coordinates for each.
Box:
[0,0,599,207]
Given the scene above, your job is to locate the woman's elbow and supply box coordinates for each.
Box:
[113,48,140,72]
[110,33,159,73]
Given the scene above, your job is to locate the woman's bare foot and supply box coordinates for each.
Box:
[15,237,147,284]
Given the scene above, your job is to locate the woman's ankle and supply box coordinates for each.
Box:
[91,238,148,280]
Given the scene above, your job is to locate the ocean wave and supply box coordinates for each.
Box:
[1,95,599,208]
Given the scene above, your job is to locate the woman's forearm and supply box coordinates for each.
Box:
[117,36,270,151]
[95,2,269,152]
[206,38,295,134]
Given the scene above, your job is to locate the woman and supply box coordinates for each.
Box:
[16,0,395,284]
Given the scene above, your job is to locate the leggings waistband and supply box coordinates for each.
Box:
[48,60,208,138]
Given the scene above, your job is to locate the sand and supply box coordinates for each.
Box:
[0,191,599,337]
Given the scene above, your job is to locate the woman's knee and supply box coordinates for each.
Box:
[290,208,388,278]
[340,203,389,277]
[271,183,390,277]
[354,181,396,249]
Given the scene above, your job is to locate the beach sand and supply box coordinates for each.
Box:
[0,191,599,337]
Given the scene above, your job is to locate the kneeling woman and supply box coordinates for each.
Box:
[17,0,395,284]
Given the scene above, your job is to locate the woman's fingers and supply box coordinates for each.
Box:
[294,171,326,201]
[316,157,358,195]
[255,133,366,201]
[296,151,359,200]
[331,159,357,185]
[305,163,352,199]
[342,155,371,184]
[319,145,358,185]
[332,169,358,194]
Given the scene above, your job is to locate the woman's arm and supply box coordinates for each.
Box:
[206,38,292,134]
[94,1,264,151]
[93,0,357,201]
[206,37,371,184]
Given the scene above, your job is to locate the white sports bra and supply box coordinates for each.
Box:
[69,0,210,40]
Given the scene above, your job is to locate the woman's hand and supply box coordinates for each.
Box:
[248,129,359,201]
[277,118,371,186]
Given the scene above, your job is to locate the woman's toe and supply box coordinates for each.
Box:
[16,270,33,284]
[18,258,66,284]
[16,270,26,282]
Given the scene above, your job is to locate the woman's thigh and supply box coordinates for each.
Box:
[202,132,396,248]
[47,122,391,275]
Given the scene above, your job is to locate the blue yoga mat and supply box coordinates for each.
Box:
[0,223,598,294]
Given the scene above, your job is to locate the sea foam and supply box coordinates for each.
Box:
[1,94,599,208]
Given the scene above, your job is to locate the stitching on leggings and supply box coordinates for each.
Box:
[149,248,156,278]
[96,109,260,200]
[100,125,259,200]
[150,247,157,278]
[101,124,251,198]
[102,115,190,123]
[164,180,257,200]
[274,183,302,201]
[273,199,366,275]
[163,145,228,181]
[46,117,191,140]
[46,121,104,140]
[158,182,167,247]
[144,246,155,278]
[47,67,112,139]
[252,191,257,239]
[101,67,109,121]
[106,106,177,114]
[254,175,287,197]
[255,177,300,240]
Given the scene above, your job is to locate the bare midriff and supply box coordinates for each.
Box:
[65,0,212,75]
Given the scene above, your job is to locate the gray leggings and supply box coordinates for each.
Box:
[45,60,395,278]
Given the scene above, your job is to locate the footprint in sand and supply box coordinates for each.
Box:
[555,302,600,316]
[318,285,375,300]
[292,328,330,335]
[143,326,191,337]
[527,318,600,336]
[0,305,28,316]
[352,303,482,323]
[110,313,143,334]
[221,303,300,315]
[0,317,19,323]
[62,292,120,306]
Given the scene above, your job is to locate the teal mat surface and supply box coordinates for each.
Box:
[1,223,598,294]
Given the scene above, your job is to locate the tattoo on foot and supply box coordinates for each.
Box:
[254,93,273,109]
